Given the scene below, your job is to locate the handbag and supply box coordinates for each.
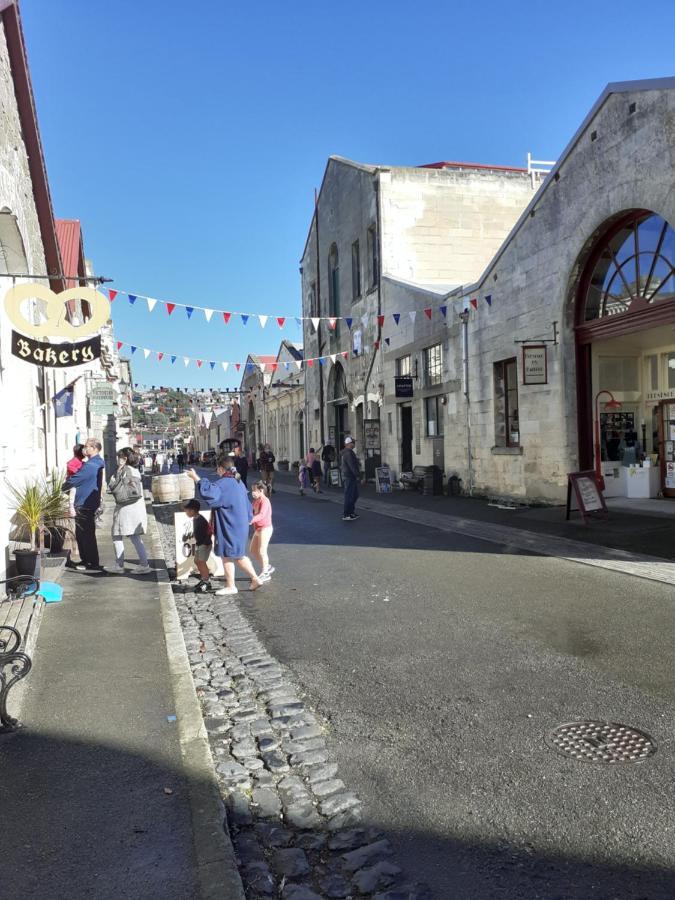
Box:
[110,467,142,507]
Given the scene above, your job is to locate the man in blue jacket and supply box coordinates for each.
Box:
[64,438,106,571]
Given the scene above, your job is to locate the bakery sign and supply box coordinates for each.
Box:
[4,283,110,367]
[522,344,548,385]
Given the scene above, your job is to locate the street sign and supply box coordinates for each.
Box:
[395,376,413,398]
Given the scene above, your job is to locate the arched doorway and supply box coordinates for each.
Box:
[327,362,349,449]
[575,210,675,497]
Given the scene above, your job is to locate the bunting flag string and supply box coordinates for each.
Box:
[108,287,497,326]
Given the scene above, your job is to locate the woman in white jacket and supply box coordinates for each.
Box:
[108,447,151,574]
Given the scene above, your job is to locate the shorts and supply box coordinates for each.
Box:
[195,544,211,562]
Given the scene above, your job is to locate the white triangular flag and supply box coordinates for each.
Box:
[330,353,336,363]
[294,360,302,370]
[183,357,190,367]
[203,308,214,322]
[361,314,369,327]
[221,362,229,373]
[311,317,320,332]
[143,348,151,359]
[146,297,157,312]
[259,363,266,372]
[409,310,417,323]
[258,315,268,328]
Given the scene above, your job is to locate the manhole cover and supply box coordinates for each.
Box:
[545,721,656,763]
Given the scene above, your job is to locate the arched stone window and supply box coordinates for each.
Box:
[328,243,340,318]
[583,212,675,321]
[0,208,28,274]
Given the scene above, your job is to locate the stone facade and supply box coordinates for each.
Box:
[264,341,304,466]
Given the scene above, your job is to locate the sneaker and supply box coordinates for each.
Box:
[195,580,212,593]
[110,564,127,574]
[342,515,353,521]
[136,565,152,574]
[67,561,87,571]
[258,572,271,583]
[263,566,275,576]
[349,514,360,520]
[215,586,238,596]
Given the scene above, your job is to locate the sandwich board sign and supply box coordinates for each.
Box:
[565,470,608,523]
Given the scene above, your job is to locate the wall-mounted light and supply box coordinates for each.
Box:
[458,309,470,325]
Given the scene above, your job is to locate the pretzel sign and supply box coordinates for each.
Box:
[3,283,110,340]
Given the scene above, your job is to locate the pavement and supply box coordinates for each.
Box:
[0,503,243,900]
[185,467,675,898]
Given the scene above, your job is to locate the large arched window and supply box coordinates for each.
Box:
[584,213,675,321]
[328,244,340,318]
[0,208,28,274]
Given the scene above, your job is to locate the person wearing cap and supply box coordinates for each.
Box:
[340,435,360,521]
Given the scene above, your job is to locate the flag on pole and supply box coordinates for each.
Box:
[53,386,73,418]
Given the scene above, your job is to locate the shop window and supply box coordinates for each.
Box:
[351,241,361,301]
[645,355,658,392]
[423,344,443,386]
[494,358,519,447]
[584,213,675,321]
[667,353,675,390]
[367,226,378,290]
[396,355,411,377]
[425,395,444,437]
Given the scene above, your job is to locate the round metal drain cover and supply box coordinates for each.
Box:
[545,721,656,763]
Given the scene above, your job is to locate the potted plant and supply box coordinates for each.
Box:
[7,477,46,577]
[42,470,74,555]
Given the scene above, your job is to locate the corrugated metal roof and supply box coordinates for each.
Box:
[55,219,84,287]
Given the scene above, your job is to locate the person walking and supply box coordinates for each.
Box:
[305,448,321,494]
[321,442,335,485]
[259,444,276,493]
[341,436,360,521]
[64,443,85,569]
[63,438,106,571]
[176,451,185,473]
[183,498,213,592]
[249,481,274,582]
[107,447,151,574]
[232,444,249,488]
[186,453,262,595]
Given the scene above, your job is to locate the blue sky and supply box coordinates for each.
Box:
[21,0,675,389]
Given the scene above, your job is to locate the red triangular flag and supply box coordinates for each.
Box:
[276,317,285,328]
[108,289,117,303]
[166,302,176,315]
[342,351,348,358]
[377,315,385,327]
[235,363,241,371]
[307,359,314,367]
[157,352,164,361]
[197,360,203,368]
[271,363,278,371]
[424,307,432,319]
[116,340,123,350]
[470,298,478,309]
[223,312,231,324]
[373,340,380,350]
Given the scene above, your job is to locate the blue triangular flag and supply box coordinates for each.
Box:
[319,357,325,366]
[439,305,447,318]
[295,317,302,327]
[345,317,353,330]
[130,346,137,354]
[384,337,390,346]
[210,361,216,370]
[128,294,137,305]
[485,294,492,306]
[393,313,400,325]
[186,307,194,318]
[171,355,177,364]
[247,362,253,370]
[241,314,249,325]
[284,362,289,370]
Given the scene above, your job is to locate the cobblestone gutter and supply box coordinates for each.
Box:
[154,502,430,900]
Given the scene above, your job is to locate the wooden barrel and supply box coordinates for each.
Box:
[151,474,179,503]
[178,473,195,500]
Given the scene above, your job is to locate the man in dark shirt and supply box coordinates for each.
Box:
[321,443,335,484]
[232,445,249,487]
[340,436,360,521]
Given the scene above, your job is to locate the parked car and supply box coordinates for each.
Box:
[202,449,217,467]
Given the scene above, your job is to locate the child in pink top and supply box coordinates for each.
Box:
[250,481,274,581]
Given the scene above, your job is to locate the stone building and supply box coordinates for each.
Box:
[436,77,675,505]
[300,156,539,476]
[264,341,304,465]
[239,354,275,457]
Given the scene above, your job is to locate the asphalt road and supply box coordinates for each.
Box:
[234,485,675,899]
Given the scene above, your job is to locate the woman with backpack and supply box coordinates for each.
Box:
[107,447,151,574]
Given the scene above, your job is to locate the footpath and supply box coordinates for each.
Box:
[0,503,243,900]
[272,471,675,587]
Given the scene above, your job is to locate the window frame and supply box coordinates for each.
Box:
[351,240,361,302]
[424,394,444,437]
[396,355,411,377]
[494,357,520,448]
[423,343,443,387]
[367,225,378,290]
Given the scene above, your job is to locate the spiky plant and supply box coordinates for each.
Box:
[7,478,47,550]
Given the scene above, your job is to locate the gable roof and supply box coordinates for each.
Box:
[279,340,303,361]
[443,77,675,302]
[55,219,86,287]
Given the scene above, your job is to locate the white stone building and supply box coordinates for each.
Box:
[436,77,675,505]
[300,155,539,477]
[264,341,304,465]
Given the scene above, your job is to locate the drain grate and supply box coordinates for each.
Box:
[545,721,656,763]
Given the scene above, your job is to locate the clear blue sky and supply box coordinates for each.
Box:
[21,0,675,389]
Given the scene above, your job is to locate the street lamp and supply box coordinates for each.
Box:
[594,389,622,490]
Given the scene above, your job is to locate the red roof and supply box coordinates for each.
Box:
[257,355,277,365]
[55,219,85,287]
[419,161,528,174]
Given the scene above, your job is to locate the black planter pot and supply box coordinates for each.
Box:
[14,548,39,578]
[46,526,68,555]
